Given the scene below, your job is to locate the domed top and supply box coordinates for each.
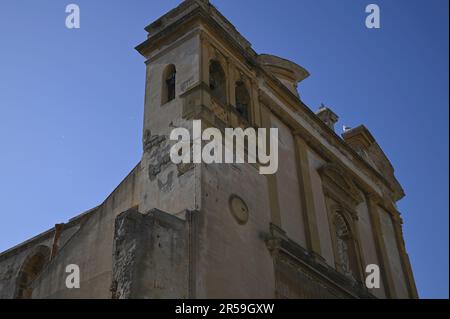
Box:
[257,54,310,97]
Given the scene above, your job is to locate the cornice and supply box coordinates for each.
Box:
[264,224,376,299]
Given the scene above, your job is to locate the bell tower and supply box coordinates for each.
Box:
[136,0,207,217]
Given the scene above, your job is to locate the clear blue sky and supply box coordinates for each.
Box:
[0,0,448,299]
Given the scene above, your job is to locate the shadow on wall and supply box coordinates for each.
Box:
[14,245,51,299]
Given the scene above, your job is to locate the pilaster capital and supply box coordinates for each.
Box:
[367,192,382,204]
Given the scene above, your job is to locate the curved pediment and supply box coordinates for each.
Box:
[318,163,363,207]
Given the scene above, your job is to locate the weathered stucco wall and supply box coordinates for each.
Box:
[307,149,335,267]
[139,32,201,217]
[0,239,53,299]
[378,206,409,298]
[355,193,386,298]
[112,208,191,299]
[271,114,307,248]
[0,164,140,299]
[197,162,275,298]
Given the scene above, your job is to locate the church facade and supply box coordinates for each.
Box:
[0,0,418,299]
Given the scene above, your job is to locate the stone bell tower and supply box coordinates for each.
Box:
[134,0,277,297]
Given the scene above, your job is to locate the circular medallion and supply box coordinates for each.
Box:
[229,195,249,225]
